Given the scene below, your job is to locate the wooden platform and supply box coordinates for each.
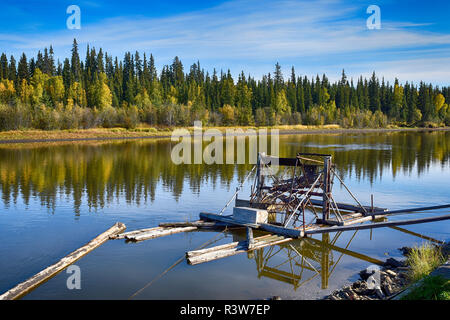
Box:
[235,198,387,215]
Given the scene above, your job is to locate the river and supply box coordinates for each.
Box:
[0,130,449,299]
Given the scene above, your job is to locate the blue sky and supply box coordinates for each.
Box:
[1,0,450,85]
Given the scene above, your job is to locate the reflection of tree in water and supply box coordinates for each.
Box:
[279,131,450,183]
[0,131,448,213]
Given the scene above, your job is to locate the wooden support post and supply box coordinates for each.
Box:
[371,194,374,213]
[256,153,264,202]
[322,156,332,222]
[247,227,254,250]
[255,153,260,202]
[0,222,126,300]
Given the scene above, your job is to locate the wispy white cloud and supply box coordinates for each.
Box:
[2,0,450,84]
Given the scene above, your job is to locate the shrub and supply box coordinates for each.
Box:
[0,104,32,131]
[97,105,118,128]
[254,108,266,127]
[116,106,139,129]
[406,243,444,282]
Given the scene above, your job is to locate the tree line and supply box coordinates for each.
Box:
[0,38,449,131]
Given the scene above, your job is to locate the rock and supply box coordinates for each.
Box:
[359,287,375,296]
[352,280,363,290]
[383,283,394,296]
[344,287,358,300]
[441,243,450,258]
[385,269,397,277]
[375,288,385,299]
[359,268,375,281]
[341,291,350,299]
[396,266,410,271]
[384,257,405,268]
[342,292,352,300]
[399,247,412,256]
[383,275,392,286]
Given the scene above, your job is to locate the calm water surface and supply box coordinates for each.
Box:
[0,131,449,299]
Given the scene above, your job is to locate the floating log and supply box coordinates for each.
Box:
[186,234,276,258]
[0,222,126,300]
[123,226,197,242]
[158,220,229,228]
[110,226,163,240]
[305,214,450,235]
[187,235,292,265]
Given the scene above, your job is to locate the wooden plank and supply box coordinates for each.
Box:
[259,223,304,238]
[126,226,197,242]
[186,234,277,258]
[187,236,293,265]
[200,212,258,228]
[342,215,381,225]
[0,222,126,300]
[305,214,450,235]
[315,218,343,226]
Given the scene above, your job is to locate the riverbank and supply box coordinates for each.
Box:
[0,125,449,144]
[324,243,450,300]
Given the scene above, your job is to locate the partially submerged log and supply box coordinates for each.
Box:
[112,220,235,243]
[116,226,197,242]
[110,226,163,240]
[187,234,292,265]
[0,222,126,300]
[186,234,276,258]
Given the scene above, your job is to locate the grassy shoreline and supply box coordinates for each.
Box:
[0,125,449,144]
[398,243,449,300]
